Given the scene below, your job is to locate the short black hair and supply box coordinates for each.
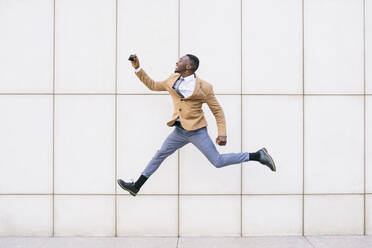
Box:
[186,54,199,72]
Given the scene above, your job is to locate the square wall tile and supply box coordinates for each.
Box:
[0,96,52,193]
[179,196,240,236]
[55,0,115,93]
[117,95,177,194]
[367,0,372,94]
[367,96,372,193]
[242,96,303,194]
[180,0,241,94]
[117,196,177,236]
[304,195,364,235]
[242,195,302,236]
[0,0,53,93]
[117,0,178,94]
[304,96,364,193]
[55,96,115,194]
[365,0,372,94]
[367,195,372,235]
[242,0,302,94]
[54,195,115,236]
[0,196,52,236]
[304,0,364,94]
[179,96,241,194]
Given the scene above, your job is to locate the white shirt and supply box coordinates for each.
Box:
[175,73,196,98]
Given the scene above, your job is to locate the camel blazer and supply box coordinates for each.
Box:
[135,68,227,136]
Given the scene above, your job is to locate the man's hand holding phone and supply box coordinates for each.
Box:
[128,54,140,69]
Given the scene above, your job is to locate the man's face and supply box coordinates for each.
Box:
[174,56,192,73]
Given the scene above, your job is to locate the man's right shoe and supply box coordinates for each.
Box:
[117,179,139,196]
[257,147,276,172]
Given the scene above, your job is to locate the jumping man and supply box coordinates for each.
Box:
[117,54,276,196]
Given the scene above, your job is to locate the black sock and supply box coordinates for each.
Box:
[134,175,148,189]
[249,152,260,161]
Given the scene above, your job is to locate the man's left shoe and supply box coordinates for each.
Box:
[258,147,276,172]
[117,179,139,196]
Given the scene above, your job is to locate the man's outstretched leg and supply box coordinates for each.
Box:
[189,128,276,171]
[117,127,189,196]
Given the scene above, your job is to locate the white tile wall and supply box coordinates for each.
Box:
[179,196,240,236]
[304,96,364,193]
[54,96,115,194]
[304,0,364,94]
[55,0,116,93]
[0,196,52,236]
[366,0,372,94]
[242,0,302,94]
[180,0,241,94]
[0,96,53,193]
[242,96,303,194]
[117,95,178,194]
[179,95,241,194]
[0,0,369,237]
[0,0,53,93]
[242,195,302,236]
[117,0,178,94]
[54,195,115,236]
[304,195,364,235]
[367,96,372,193]
[117,196,177,236]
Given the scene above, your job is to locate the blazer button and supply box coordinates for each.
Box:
[179,108,181,111]
[180,99,184,101]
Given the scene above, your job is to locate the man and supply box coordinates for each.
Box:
[117,54,276,196]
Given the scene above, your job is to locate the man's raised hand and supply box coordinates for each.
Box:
[129,54,140,69]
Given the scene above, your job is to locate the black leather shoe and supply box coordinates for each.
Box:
[117,179,139,196]
[258,147,276,172]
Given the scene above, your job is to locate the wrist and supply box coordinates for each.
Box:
[134,66,142,73]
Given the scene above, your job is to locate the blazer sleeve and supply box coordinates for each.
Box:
[205,86,227,137]
[135,68,167,91]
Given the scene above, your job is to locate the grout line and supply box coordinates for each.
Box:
[1,93,371,96]
[177,0,181,238]
[302,0,305,237]
[114,0,118,237]
[240,0,243,237]
[52,0,56,237]
[1,193,368,196]
[363,0,366,236]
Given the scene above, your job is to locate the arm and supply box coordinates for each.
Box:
[135,67,167,91]
[205,86,227,145]
[130,54,167,91]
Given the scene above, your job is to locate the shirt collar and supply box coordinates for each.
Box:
[180,74,195,82]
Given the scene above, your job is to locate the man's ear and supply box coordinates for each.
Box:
[186,64,192,70]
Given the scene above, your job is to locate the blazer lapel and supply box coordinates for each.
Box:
[168,74,181,88]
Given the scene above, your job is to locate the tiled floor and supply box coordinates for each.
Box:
[0,236,371,248]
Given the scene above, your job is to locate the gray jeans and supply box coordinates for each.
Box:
[142,121,250,177]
